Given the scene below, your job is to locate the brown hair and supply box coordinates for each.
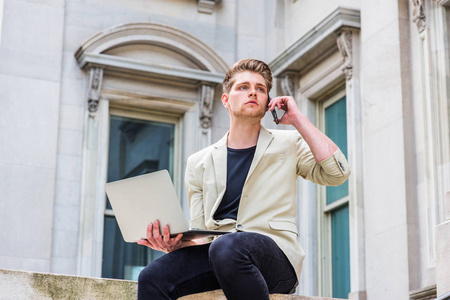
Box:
[222,59,273,94]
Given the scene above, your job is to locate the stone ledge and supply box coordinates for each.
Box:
[0,268,137,299]
[0,268,344,300]
[180,289,344,300]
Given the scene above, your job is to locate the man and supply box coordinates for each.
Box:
[137,59,350,299]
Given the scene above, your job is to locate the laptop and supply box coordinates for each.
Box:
[104,169,229,242]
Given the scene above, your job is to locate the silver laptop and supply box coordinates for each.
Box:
[104,169,229,242]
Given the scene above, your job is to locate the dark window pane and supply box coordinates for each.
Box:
[102,216,164,280]
[331,205,350,298]
[102,115,174,280]
[325,97,349,204]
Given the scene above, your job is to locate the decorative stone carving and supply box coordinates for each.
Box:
[437,0,450,7]
[337,30,353,81]
[409,285,437,300]
[87,67,103,113]
[436,0,450,7]
[198,0,221,14]
[413,0,427,33]
[200,84,215,128]
[280,73,296,97]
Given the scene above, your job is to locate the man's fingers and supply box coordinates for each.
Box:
[137,238,154,249]
[152,224,166,249]
[140,221,184,252]
[146,223,153,240]
[152,220,161,238]
[163,225,170,244]
[174,233,183,243]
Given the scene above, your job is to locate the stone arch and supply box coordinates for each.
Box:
[75,22,228,75]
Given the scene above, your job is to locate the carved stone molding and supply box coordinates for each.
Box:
[199,84,215,128]
[337,29,353,81]
[87,67,103,113]
[436,0,450,6]
[269,7,361,77]
[413,0,427,33]
[409,285,437,300]
[75,23,228,77]
[198,0,221,14]
[280,73,296,97]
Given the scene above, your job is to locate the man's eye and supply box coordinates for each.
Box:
[258,88,265,92]
[240,86,248,90]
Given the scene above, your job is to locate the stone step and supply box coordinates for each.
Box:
[0,268,136,300]
[0,268,344,300]
[179,290,344,300]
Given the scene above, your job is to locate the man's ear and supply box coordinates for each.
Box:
[221,93,229,109]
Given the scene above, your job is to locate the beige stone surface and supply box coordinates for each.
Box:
[0,268,137,300]
[0,268,345,300]
[179,289,344,300]
[445,191,450,221]
[435,220,450,297]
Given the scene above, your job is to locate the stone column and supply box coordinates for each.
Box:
[77,67,107,277]
[359,0,411,298]
[337,28,367,300]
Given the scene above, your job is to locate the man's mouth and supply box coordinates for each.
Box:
[245,100,258,105]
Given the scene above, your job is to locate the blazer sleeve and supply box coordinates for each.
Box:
[294,134,351,186]
[185,156,207,229]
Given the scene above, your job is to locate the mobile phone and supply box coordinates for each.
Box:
[268,95,279,125]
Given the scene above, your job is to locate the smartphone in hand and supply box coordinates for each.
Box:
[268,95,279,125]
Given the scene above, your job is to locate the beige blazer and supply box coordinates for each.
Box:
[185,126,350,283]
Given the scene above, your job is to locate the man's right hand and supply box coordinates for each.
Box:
[137,220,183,253]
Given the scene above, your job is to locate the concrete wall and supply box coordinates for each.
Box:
[0,0,65,272]
[283,0,361,48]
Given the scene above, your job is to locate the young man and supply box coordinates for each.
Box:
[137,59,350,299]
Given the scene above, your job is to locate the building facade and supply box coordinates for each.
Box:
[0,0,449,299]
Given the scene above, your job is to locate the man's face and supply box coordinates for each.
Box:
[222,71,269,120]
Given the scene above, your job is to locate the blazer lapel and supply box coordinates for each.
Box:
[210,132,228,216]
[209,127,273,219]
[245,126,273,183]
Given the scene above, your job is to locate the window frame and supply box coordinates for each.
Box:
[104,107,183,217]
[100,106,183,280]
[317,89,349,297]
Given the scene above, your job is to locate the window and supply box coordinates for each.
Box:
[319,94,350,298]
[101,108,181,281]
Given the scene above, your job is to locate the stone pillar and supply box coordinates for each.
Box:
[77,67,107,277]
[337,28,367,300]
[359,0,411,298]
[435,191,450,297]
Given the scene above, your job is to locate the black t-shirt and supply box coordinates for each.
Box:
[213,145,256,221]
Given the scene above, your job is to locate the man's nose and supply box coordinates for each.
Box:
[248,87,256,96]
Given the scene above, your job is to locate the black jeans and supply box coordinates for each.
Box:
[138,232,297,300]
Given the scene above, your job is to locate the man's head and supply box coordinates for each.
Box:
[222,59,273,94]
